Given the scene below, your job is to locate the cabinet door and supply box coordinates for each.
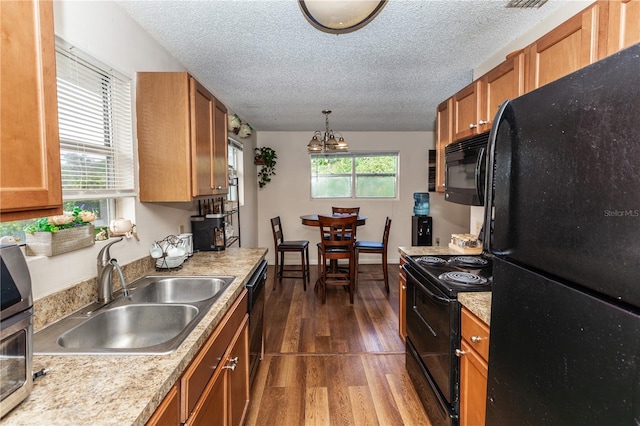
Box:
[606,0,640,56]
[137,72,192,202]
[459,339,488,426]
[187,369,227,426]
[228,321,249,426]
[191,78,216,198]
[398,256,407,343]
[146,385,181,426]
[0,0,62,222]
[453,80,483,141]
[527,3,605,91]
[212,100,229,195]
[435,99,452,194]
[481,51,525,129]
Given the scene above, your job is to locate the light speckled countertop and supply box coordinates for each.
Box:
[398,246,492,325]
[1,248,267,426]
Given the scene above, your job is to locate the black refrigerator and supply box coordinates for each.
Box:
[484,43,640,425]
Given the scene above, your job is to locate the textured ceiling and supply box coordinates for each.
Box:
[117,0,571,132]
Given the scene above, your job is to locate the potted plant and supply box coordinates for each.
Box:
[24,206,98,256]
[254,147,277,188]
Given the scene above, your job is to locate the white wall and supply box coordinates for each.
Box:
[255,132,470,265]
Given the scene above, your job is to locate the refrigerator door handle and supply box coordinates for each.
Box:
[476,146,486,203]
[484,99,511,255]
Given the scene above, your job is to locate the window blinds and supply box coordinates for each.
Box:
[55,45,135,200]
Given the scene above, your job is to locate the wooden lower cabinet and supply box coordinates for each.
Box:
[188,318,249,426]
[398,255,407,343]
[146,385,181,426]
[458,307,490,426]
[146,290,249,426]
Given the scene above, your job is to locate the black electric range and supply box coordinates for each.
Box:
[405,254,493,298]
[404,252,493,426]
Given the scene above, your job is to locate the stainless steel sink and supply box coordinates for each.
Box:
[57,304,199,350]
[34,275,236,355]
[127,276,234,303]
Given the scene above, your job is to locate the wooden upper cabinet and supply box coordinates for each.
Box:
[480,51,525,129]
[452,80,483,141]
[0,0,63,222]
[137,72,228,202]
[212,101,229,194]
[605,0,640,56]
[435,98,452,193]
[527,2,606,91]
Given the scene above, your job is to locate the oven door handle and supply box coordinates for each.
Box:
[403,265,454,304]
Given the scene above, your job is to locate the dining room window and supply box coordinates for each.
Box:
[310,152,398,199]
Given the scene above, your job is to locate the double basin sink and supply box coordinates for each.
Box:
[34,275,235,355]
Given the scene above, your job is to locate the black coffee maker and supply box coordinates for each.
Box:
[191,214,226,251]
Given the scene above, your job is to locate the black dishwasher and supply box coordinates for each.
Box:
[246,260,267,386]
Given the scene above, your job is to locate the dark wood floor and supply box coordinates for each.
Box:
[245,264,431,425]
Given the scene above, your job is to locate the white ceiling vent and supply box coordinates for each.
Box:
[506,0,548,8]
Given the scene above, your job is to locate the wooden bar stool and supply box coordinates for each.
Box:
[271,216,310,290]
[354,216,392,294]
[316,214,357,304]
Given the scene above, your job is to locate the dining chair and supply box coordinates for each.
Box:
[354,217,392,294]
[329,207,360,241]
[316,214,357,304]
[270,216,310,291]
[332,206,360,215]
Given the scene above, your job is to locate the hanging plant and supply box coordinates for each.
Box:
[254,147,277,188]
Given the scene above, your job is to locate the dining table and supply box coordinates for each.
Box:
[300,214,368,227]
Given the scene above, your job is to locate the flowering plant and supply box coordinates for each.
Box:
[24,206,97,234]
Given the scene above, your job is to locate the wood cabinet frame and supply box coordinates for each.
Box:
[0,0,62,222]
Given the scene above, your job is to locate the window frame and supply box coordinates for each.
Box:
[310,151,399,200]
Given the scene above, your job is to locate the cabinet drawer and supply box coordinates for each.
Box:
[461,307,490,361]
[181,291,248,421]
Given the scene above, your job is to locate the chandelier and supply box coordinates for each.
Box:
[307,110,348,153]
[298,1,387,34]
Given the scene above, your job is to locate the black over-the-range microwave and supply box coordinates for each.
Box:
[444,131,489,206]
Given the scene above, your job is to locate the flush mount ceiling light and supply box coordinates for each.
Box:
[307,110,348,153]
[299,0,387,34]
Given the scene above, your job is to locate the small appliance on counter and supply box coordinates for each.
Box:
[191,214,226,251]
[0,244,34,418]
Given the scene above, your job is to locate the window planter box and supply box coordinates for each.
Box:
[25,225,95,256]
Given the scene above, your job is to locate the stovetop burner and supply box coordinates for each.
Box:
[438,271,489,286]
[448,256,489,268]
[415,256,447,266]
[406,253,493,296]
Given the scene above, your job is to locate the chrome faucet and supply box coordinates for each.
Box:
[97,238,126,304]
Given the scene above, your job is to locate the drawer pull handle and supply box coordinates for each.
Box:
[223,356,239,371]
[470,335,482,343]
[455,349,467,357]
